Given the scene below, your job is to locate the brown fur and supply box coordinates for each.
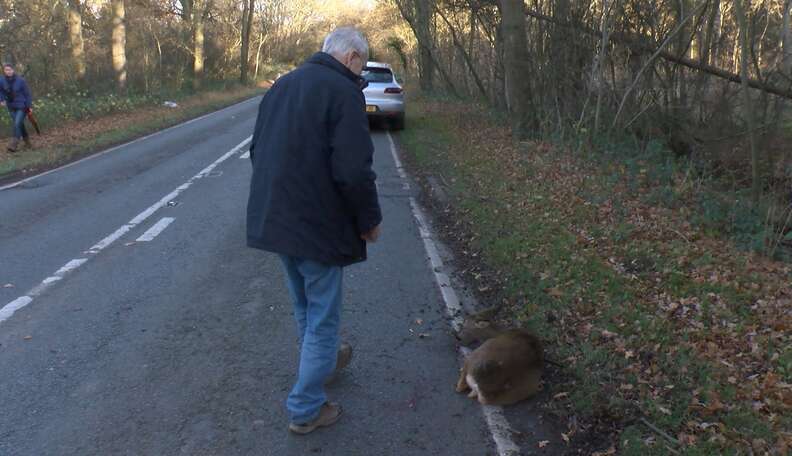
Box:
[456,323,544,406]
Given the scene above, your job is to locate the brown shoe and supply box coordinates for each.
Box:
[23,136,32,148]
[7,138,18,152]
[325,342,353,385]
[288,402,342,435]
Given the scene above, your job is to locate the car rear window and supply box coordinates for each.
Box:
[362,67,394,83]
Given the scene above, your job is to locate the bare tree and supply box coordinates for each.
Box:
[241,0,256,84]
[67,0,86,82]
[393,0,435,92]
[783,0,792,78]
[111,0,127,91]
[498,0,537,138]
[415,0,434,92]
[733,0,760,201]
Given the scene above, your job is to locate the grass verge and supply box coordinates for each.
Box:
[399,98,791,455]
[0,82,264,182]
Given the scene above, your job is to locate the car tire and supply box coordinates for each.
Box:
[391,114,405,131]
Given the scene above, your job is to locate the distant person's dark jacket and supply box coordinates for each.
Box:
[246,52,382,266]
[0,75,32,110]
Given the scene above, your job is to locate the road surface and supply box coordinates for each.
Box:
[0,97,552,455]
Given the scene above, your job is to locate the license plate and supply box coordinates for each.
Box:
[366,105,377,113]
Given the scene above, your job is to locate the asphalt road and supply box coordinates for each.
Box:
[0,97,514,455]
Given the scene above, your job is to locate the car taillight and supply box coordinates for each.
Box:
[384,87,403,94]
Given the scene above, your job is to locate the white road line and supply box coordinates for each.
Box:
[0,136,252,326]
[0,97,260,192]
[0,297,32,323]
[386,133,411,191]
[239,151,250,159]
[136,217,175,242]
[386,132,522,456]
[54,259,89,277]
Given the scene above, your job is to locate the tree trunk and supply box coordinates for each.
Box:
[733,0,760,203]
[240,0,255,84]
[67,0,86,82]
[111,0,127,91]
[415,0,434,92]
[498,0,537,138]
[783,0,792,78]
[593,0,614,133]
[254,32,265,81]
[695,0,720,119]
[193,3,206,90]
[393,0,459,96]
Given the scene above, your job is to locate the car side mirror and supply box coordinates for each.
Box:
[397,78,404,84]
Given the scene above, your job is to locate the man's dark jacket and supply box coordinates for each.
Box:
[0,75,32,110]
[246,52,382,267]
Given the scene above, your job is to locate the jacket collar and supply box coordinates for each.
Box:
[306,52,366,89]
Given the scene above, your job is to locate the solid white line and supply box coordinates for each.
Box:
[136,217,175,242]
[386,133,411,190]
[0,136,252,326]
[0,96,260,192]
[386,132,522,456]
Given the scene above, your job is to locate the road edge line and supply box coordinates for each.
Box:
[385,132,522,456]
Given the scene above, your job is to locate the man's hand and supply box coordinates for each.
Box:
[0,101,5,107]
[360,224,381,243]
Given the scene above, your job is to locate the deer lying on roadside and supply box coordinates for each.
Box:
[455,312,544,406]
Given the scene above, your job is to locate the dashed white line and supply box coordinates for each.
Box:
[0,297,32,323]
[0,136,252,326]
[136,217,175,242]
[386,131,522,456]
[54,259,89,277]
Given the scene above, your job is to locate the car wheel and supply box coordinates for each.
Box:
[391,114,405,131]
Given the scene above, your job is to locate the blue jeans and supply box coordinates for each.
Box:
[7,109,28,139]
[279,255,343,424]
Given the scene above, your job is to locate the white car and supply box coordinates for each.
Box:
[362,62,405,130]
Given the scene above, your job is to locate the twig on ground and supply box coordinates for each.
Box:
[640,417,681,448]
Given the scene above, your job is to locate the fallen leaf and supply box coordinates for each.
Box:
[538,440,549,448]
[561,432,570,444]
[546,287,564,298]
[23,335,32,340]
[3,283,13,288]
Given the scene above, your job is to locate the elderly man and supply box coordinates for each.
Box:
[246,27,382,434]
[0,63,33,152]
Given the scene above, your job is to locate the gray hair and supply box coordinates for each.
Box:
[322,27,369,61]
